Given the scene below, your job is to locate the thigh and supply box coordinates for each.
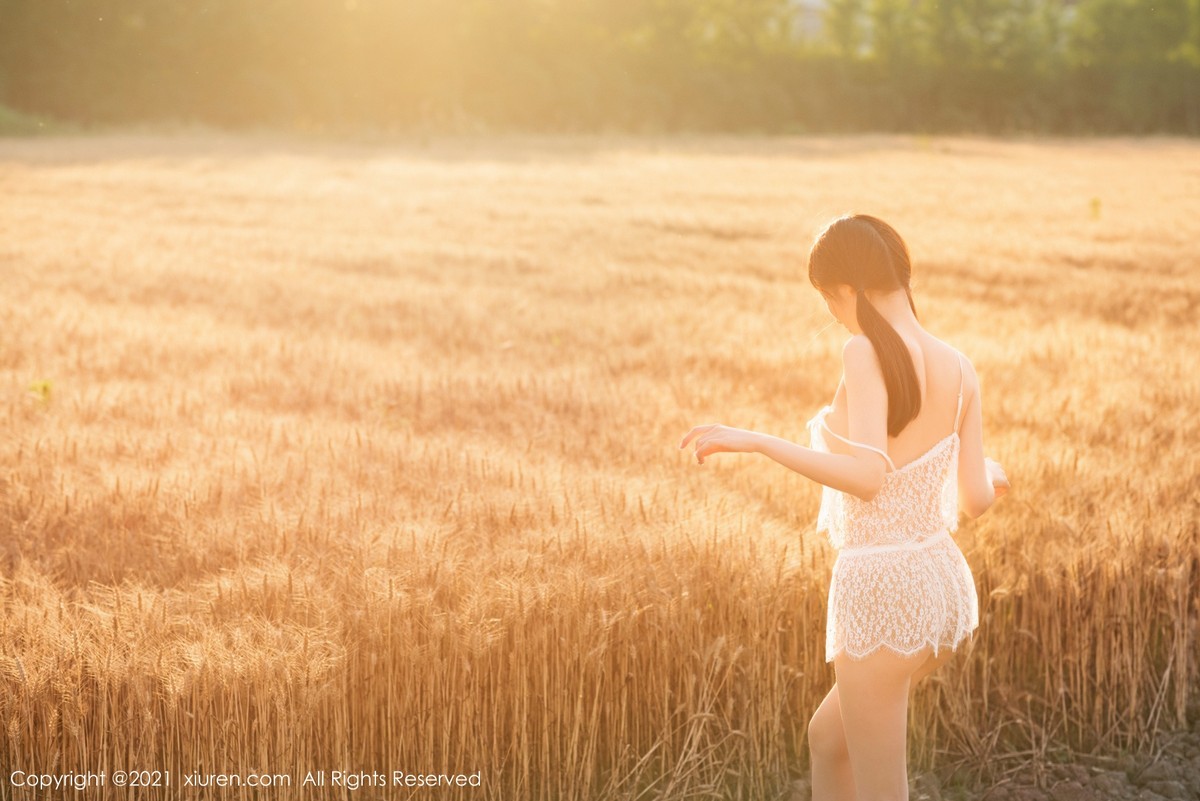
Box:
[833,647,927,792]
[807,682,849,761]
[909,647,955,690]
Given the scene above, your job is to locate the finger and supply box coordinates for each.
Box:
[679,425,713,450]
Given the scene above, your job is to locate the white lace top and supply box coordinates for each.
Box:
[806,407,960,552]
[805,349,980,662]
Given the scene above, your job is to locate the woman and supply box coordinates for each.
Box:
[679,213,1010,801]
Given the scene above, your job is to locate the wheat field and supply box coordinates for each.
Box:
[0,131,1197,801]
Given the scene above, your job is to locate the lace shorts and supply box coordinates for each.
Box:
[826,530,980,663]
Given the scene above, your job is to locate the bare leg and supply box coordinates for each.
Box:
[908,647,955,690]
[833,646,929,801]
[807,683,856,801]
[807,646,957,801]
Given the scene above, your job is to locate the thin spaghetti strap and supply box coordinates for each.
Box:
[819,413,898,472]
[953,351,966,433]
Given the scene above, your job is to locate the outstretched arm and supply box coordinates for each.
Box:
[751,432,888,501]
[756,335,890,500]
[678,421,887,501]
[680,336,890,500]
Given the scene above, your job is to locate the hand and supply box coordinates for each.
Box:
[985,456,1010,499]
[678,424,758,465]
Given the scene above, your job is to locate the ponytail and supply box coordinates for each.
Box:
[808,213,923,438]
[854,286,920,437]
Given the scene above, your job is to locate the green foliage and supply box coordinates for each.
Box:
[825,0,867,58]
[1067,0,1199,131]
[0,0,1195,134]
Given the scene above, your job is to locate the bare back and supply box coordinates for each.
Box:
[821,333,988,517]
[822,335,960,460]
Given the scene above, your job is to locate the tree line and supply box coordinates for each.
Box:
[0,0,1197,135]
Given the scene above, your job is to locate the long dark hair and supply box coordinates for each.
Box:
[807,213,921,438]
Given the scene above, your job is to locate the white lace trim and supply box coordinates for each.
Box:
[828,629,978,663]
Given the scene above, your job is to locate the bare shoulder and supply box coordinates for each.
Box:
[841,334,877,366]
[947,342,980,398]
[840,334,884,387]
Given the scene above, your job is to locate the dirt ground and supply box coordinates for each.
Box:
[786,719,1200,800]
